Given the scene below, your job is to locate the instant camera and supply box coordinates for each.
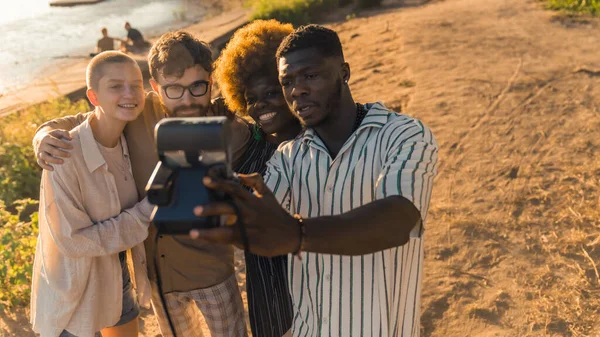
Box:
[145,117,233,235]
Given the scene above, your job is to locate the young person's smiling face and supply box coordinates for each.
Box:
[244,72,297,135]
[91,62,145,122]
[278,47,347,128]
[151,65,212,118]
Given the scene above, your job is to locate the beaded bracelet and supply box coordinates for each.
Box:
[292,214,306,259]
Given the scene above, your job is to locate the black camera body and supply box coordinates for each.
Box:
[145,117,233,235]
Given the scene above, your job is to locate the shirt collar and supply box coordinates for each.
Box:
[355,102,391,131]
[300,101,391,146]
[79,115,130,173]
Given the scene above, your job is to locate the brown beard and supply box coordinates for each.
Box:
[172,104,210,117]
[160,100,209,118]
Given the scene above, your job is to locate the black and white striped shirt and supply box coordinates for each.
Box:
[264,103,438,337]
[235,127,294,337]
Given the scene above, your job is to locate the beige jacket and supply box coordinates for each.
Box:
[31,117,153,337]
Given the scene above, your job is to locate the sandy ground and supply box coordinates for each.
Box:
[3,0,600,336]
[337,0,600,336]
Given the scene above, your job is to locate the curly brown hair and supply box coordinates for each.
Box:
[214,20,294,115]
[148,30,213,81]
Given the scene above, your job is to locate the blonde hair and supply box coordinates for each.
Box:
[86,51,138,90]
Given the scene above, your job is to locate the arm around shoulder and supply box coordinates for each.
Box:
[35,112,89,135]
[33,113,91,169]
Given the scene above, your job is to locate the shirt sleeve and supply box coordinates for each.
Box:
[36,112,89,134]
[42,165,153,258]
[375,120,438,236]
[264,148,292,212]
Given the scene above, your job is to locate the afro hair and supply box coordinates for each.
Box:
[214,19,294,115]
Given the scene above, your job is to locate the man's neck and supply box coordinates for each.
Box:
[265,120,303,145]
[313,98,357,159]
[91,108,126,148]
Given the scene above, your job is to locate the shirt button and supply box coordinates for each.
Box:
[325,274,331,281]
[323,317,329,324]
[326,186,333,192]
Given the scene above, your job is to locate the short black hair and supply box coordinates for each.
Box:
[148,30,213,80]
[276,24,344,60]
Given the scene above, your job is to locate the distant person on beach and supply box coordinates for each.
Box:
[30,51,152,337]
[90,27,118,57]
[97,27,116,52]
[212,19,303,337]
[122,22,150,53]
[32,31,249,337]
[192,24,439,337]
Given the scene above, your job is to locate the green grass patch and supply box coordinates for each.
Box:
[0,199,39,309]
[247,0,385,25]
[0,98,88,309]
[0,98,89,206]
[248,0,341,25]
[546,0,599,15]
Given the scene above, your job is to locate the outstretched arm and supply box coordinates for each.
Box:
[190,174,421,256]
[191,122,438,256]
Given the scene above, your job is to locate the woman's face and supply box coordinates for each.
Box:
[244,75,297,135]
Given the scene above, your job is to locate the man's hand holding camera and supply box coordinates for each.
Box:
[191,173,300,257]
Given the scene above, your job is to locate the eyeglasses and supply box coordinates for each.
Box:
[161,80,209,99]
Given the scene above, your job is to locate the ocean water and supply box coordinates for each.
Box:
[0,0,210,95]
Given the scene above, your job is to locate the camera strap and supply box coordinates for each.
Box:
[230,202,250,252]
[152,226,178,337]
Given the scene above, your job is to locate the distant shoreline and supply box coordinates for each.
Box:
[0,1,248,118]
[0,0,246,117]
[0,0,249,118]
[49,0,105,7]
[0,0,244,98]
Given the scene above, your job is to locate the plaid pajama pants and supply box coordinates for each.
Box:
[151,274,247,337]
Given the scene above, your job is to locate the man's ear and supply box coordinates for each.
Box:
[87,88,100,107]
[206,74,214,97]
[150,78,160,94]
[342,62,351,84]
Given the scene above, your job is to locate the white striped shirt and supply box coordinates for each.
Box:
[264,102,438,337]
